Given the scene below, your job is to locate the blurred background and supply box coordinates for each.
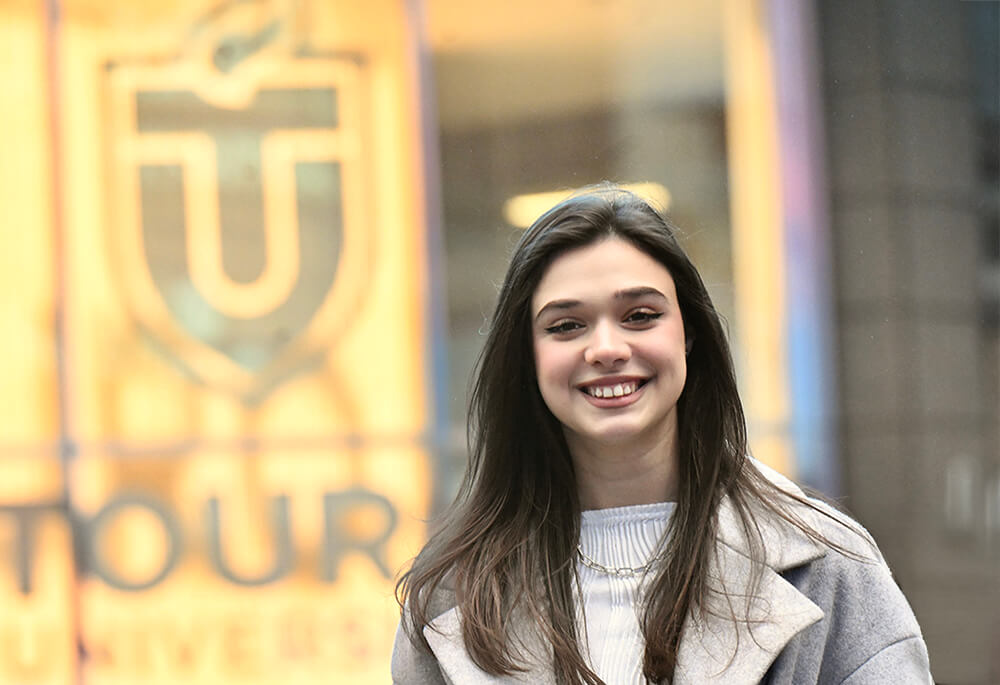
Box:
[0,0,996,683]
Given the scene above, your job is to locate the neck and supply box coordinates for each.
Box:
[568,427,679,510]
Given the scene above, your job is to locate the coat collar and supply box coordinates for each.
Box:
[426,466,827,684]
[674,503,825,683]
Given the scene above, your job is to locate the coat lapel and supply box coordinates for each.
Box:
[673,534,825,683]
[425,606,557,685]
[672,477,829,683]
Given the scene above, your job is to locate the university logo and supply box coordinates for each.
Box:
[103,4,372,402]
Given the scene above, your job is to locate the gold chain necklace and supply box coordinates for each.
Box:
[576,545,665,578]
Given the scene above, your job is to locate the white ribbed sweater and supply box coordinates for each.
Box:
[577,501,675,685]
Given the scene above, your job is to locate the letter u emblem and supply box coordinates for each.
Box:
[107,58,371,399]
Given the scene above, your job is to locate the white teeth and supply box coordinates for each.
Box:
[587,381,638,398]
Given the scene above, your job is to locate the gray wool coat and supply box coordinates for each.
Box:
[391,466,933,684]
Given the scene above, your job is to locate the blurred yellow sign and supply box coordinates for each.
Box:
[0,1,433,683]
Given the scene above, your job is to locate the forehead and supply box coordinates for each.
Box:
[531,237,676,310]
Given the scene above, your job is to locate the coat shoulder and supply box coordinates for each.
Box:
[391,585,458,685]
[768,536,932,683]
[754,473,932,682]
[754,461,879,556]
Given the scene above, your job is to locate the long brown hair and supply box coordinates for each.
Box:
[397,186,842,683]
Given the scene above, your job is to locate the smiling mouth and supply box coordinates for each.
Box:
[581,379,648,399]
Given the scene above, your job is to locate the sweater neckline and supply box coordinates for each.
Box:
[581,500,676,524]
[578,501,675,573]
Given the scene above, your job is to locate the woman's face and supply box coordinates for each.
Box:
[530,236,688,456]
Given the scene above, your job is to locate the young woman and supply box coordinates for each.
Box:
[393,186,932,684]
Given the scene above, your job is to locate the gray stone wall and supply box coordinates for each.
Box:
[819,1,1000,681]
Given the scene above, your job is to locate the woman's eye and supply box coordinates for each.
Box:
[625,311,663,324]
[544,321,582,334]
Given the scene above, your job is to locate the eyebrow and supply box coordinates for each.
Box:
[533,286,667,322]
[615,286,667,301]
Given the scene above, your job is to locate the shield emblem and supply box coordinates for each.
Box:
[104,43,372,403]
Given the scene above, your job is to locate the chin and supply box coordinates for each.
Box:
[584,425,651,446]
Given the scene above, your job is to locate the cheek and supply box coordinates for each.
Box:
[648,328,688,378]
[532,340,554,385]
[533,341,573,393]
[670,338,689,389]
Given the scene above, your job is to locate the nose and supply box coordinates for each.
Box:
[583,320,631,367]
